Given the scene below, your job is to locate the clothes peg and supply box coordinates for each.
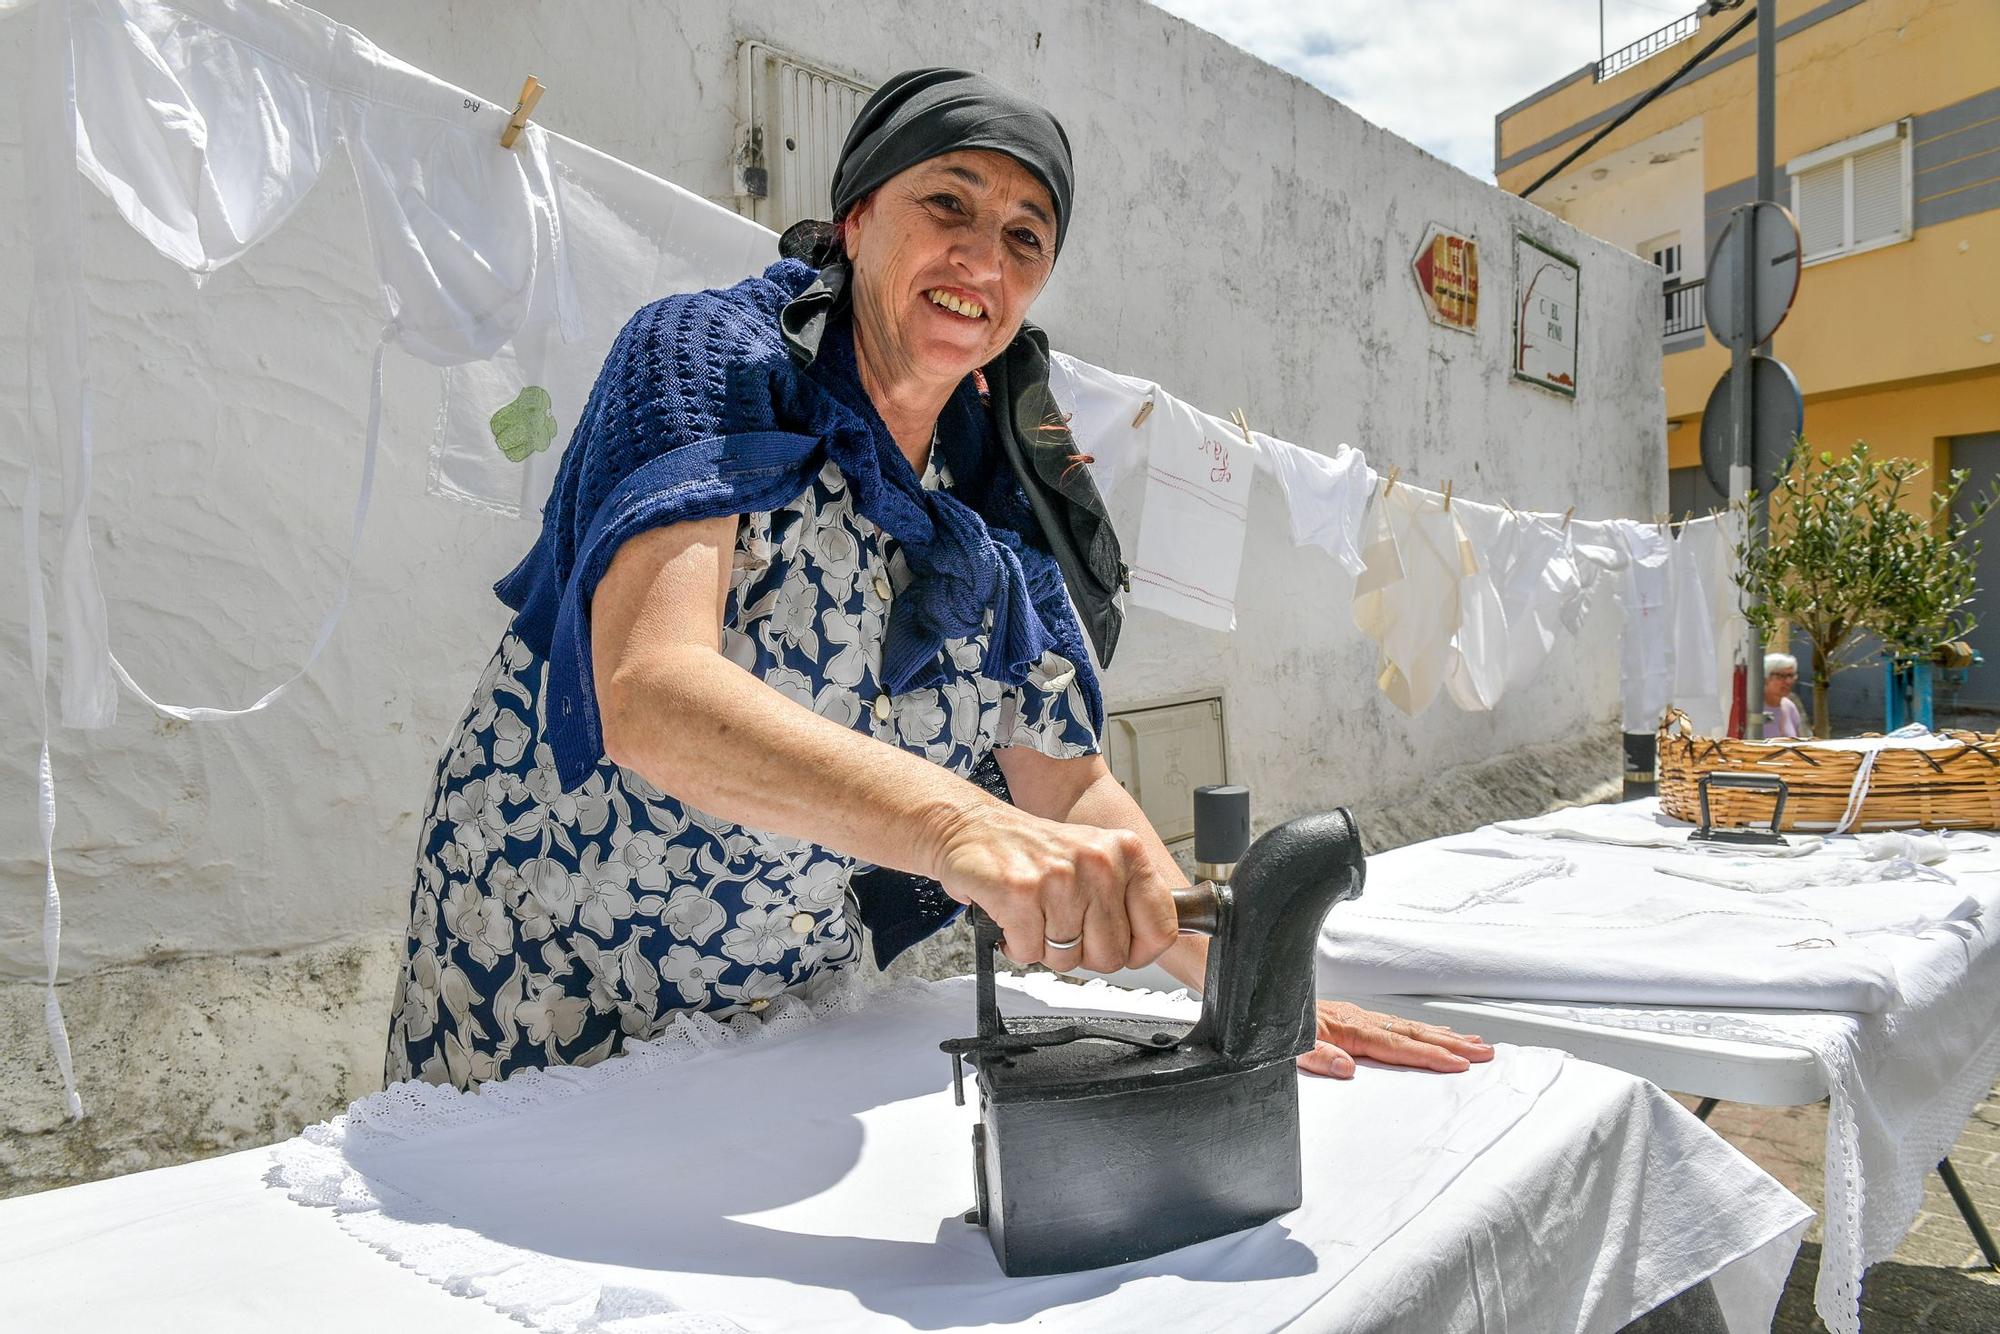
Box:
[1383,465,1401,497]
[1229,408,1254,446]
[1442,479,1453,511]
[1562,505,1575,530]
[500,76,545,150]
[1130,398,1155,428]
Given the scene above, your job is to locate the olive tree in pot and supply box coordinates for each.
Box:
[1735,442,1994,738]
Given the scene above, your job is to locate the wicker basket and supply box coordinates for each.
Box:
[1656,709,2000,831]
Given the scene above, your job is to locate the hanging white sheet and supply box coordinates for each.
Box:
[44,0,579,727]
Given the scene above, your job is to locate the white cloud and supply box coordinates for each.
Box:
[1149,0,1697,181]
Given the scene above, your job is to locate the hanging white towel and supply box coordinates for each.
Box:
[1669,512,1744,734]
[1352,484,1476,715]
[1667,518,1719,707]
[1612,520,1675,733]
[1124,393,1256,632]
[1260,436,1372,577]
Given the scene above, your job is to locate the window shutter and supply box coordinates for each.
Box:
[1795,162,1846,260]
[1849,137,1908,249]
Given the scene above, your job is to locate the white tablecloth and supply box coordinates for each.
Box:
[0,973,1808,1333]
[1319,800,2000,1334]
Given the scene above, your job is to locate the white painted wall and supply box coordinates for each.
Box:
[0,2,1659,1039]
[1550,120,1708,275]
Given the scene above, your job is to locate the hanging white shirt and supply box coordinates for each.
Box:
[1352,484,1477,716]
[1260,437,1372,577]
[1612,520,1676,733]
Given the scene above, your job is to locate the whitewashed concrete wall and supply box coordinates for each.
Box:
[0,0,1662,1187]
[1546,122,1708,278]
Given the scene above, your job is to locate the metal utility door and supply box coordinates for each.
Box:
[734,43,873,233]
[1951,432,2000,709]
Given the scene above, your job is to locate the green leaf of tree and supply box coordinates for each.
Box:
[1736,439,1997,737]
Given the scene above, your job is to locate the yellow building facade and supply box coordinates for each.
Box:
[1495,0,1999,514]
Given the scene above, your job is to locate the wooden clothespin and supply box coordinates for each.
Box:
[1442,479,1454,511]
[1501,496,1517,516]
[1130,397,1155,428]
[1229,408,1254,446]
[1383,465,1402,498]
[500,76,545,150]
[1562,505,1575,530]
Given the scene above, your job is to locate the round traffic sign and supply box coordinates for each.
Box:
[1705,201,1802,351]
[1700,353,1803,499]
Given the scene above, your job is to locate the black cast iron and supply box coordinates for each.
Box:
[940,798,1367,1276]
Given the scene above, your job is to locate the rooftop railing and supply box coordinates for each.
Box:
[1598,10,1703,81]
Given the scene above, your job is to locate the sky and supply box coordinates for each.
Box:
[1150,0,1703,181]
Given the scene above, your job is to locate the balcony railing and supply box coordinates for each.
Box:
[1598,10,1703,81]
[1664,277,1705,339]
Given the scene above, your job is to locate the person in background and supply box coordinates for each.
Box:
[1765,652,1806,738]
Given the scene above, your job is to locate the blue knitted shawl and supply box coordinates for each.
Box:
[495,259,1104,793]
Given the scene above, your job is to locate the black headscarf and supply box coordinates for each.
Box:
[775,67,1123,671]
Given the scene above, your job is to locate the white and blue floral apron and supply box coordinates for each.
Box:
[387,458,1097,1089]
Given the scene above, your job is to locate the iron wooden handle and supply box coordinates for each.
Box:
[1173,882,1223,936]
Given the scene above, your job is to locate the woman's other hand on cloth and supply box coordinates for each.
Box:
[1298,1002,1494,1079]
[932,801,1180,974]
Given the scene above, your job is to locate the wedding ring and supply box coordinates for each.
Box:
[1044,934,1083,952]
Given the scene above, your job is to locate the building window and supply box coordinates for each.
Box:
[1645,235,1683,283]
[1788,119,1913,264]
[734,42,875,232]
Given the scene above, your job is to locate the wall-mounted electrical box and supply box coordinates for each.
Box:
[1102,693,1228,847]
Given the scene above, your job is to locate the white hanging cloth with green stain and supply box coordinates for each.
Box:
[36,0,579,728]
[426,135,775,520]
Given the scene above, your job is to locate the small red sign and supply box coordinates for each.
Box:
[1412,224,1480,332]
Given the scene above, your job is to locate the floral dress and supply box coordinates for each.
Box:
[387,455,1099,1090]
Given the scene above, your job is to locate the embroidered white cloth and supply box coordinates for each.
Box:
[1319,799,2000,1334]
[1125,396,1258,631]
[0,972,1810,1332]
[1504,886,2000,1334]
[236,973,1811,1332]
[1495,798,1826,855]
[1317,802,1986,1013]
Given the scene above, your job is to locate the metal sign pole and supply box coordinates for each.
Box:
[1735,5,1778,739]
[1730,216,1761,738]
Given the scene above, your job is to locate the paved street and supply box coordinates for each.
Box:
[1675,1079,2000,1330]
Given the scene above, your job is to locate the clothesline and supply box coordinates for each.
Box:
[15,0,1740,1116]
